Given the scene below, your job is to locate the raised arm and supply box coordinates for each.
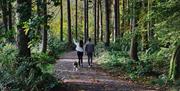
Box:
[73,39,78,45]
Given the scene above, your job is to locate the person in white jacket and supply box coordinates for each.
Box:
[73,39,84,67]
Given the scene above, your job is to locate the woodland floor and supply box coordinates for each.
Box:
[54,51,160,91]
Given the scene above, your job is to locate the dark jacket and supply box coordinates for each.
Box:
[85,42,94,53]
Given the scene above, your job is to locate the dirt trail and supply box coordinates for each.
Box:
[54,51,157,91]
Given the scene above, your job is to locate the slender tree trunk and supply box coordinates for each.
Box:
[67,0,72,44]
[94,0,97,45]
[147,0,153,41]
[60,0,63,41]
[75,0,78,40]
[37,0,42,38]
[17,0,31,57]
[8,1,14,42]
[97,0,100,42]
[1,0,8,32]
[87,0,89,40]
[8,1,12,31]
[122,0,125,36]
[130,0,138,61]
[42,0,48,53]
[114,0,120,42]
[84,0,87,42]
[105,0,110,47]
[100,0,103,41]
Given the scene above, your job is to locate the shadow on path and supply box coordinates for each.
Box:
[54,51,157,91]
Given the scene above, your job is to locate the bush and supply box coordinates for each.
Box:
[0,44,60,91]
[0,44,17,71]
[110,32,132,51]
[48,36,67,58]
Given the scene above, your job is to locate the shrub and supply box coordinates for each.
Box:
[110,32,132,51]
[0,44,60,91]
[48,36,67,57]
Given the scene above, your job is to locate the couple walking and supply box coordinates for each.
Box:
[73,38,95,67]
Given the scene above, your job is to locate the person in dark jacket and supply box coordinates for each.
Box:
[85,38,95,67]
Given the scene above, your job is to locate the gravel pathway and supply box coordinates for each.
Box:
[54,51,158,91]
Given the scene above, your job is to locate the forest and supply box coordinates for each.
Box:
[0,0,180,91]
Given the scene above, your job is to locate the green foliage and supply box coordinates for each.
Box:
[110,32,132,51]
[48,36,67,57]
[0,44,17,70]
[0,44,60,91]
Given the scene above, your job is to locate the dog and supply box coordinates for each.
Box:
[73,61,78,71]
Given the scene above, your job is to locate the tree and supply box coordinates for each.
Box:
[84,0,89,42]
[67,0,72,44]
[129,0,138,61]
[17,0,32,57]
[1,0,8,32]
[114,0,120,42]
[8,0,12,31]
[100,0,103,41]
[60,0,63,41]
[75,0,78,40]
[42,0,48,53]
[104,0,110,47]
[94,0,97,45]
[97,0,100,42]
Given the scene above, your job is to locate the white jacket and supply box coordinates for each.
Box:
[73,39,84,52]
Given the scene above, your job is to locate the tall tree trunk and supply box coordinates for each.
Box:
[67,0,72,44]
[97,0,100,42]
[42,0,48,53]
[100,0,103,41]
[37,0,42,39]
[8,1,12,31]
[122,0,125,36]
[86,0,89,40]
[60,0,63,41]
[84,0,87,42]
[94,0,97,45]
[114,0,120,42]
[1,0,8,32]
[75,0,78,40]
[105,0,110,47]
[17,0,31,57]
[8,1,14,42]
[147,0,153,41]
[130,0,138,61]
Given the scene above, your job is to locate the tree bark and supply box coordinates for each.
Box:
[97,0,100,42]
[105,0,110,47]
[87,0,89,40]
[114,0,120,42]
[1,0,8,32]
[60,0,63,41]
[122,0,125,36]
[75,0,78,40]
[94,0,97,45]
[84,0,87,42]
[17,0,32,57]
[100,0,103,41]
[42,0,48,53]
[67,0,72,44]
[8,1,12,31]
[130,0,139,61]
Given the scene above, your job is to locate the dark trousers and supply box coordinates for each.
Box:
[87,53,93,66]
[77,51,83,66]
